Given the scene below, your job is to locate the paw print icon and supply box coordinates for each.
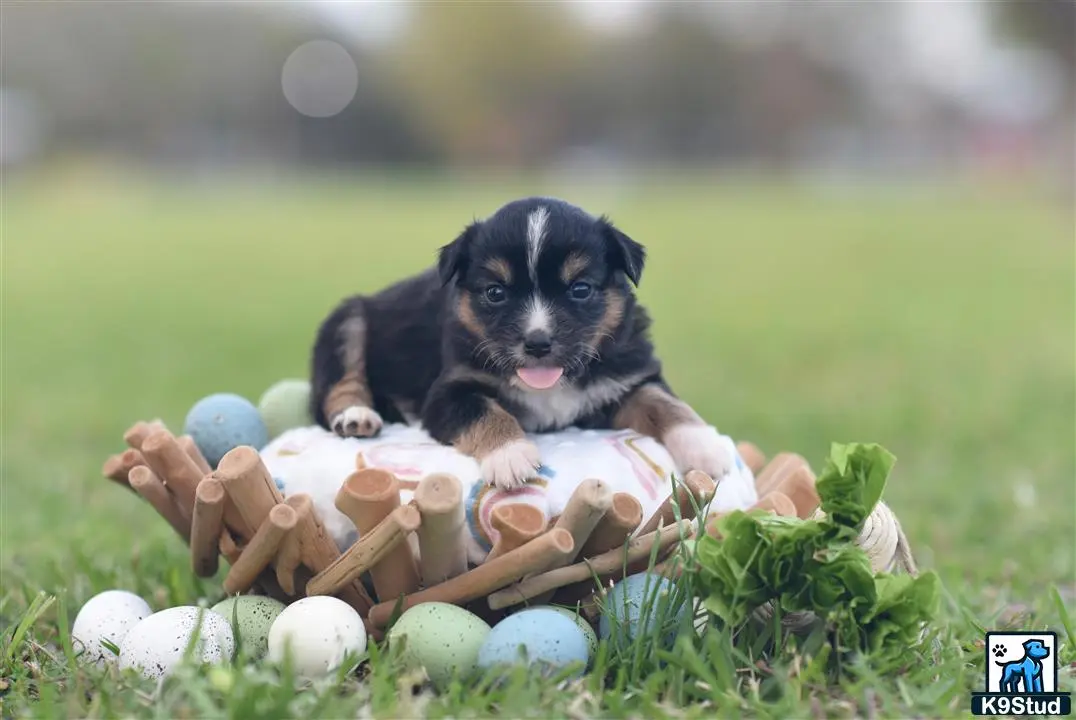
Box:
[991,644,1006,659]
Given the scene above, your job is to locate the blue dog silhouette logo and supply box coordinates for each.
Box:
[996,638,1050,693]
[972,631,1071,716]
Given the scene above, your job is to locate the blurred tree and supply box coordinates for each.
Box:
[386,1,589,168]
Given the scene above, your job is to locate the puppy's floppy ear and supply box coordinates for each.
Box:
[598,216,646,286]
[437,221,480,286]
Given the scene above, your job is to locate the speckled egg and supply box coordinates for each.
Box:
[71,590,153,667]
[184,393,269,467]
[210,595,285,660]
[257,379,312,440]
[267,596,366,678]
[477,608,588,675]
[599,572,687,646]
[545,606,598,662]
[119,606,234,680]
[387,602,491,688]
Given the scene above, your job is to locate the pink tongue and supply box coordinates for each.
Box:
[516,367,564,389]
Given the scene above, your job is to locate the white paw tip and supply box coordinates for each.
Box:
[481,439,541,491]
[331,405,383,437]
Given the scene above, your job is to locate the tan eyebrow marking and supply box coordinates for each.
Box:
[560,251,590,284]
[484,257,512,284]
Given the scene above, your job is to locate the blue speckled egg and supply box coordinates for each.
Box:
[545,606,598,662]
[184,393,269,467]
[477,608,588,675]
[257,379,311,440]
[599,572,687,646]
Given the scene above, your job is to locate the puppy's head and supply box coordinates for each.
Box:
[439,197,645,390]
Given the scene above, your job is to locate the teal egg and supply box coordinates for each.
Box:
[544,606,597,662]
[387,602,491,688]
[257,379,312,440]
[478,608,588,675]
[599,573,687,647]
[211,595,286,659]
[184,393,269,467]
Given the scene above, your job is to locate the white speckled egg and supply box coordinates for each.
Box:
[119,606,234,680]
[478,608,588,675]
[267,596,366,678]
[210,595,286,660]
[387,602,491,688]
[71,590,153,667]
[545,606,598,662]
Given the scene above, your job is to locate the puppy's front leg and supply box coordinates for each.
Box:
[613,382,734,480]
[422,376,540,491]
[310,297,384,438]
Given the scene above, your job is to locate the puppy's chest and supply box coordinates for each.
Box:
[501,376,638,432]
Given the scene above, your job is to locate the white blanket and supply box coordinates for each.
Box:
[261,424,757,565]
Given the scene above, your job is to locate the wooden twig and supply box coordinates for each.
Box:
[215,445,284,539]
[128,466,190,542]
[486,520,692,611]
[638,470,715,535]
[123,420,167,450]
[101,448,146,487]
[223,504,298,595]
[414,473,467,586]
[335,469,421,603]
[735,441,767,475]
[755,453,808,497]
[141,430,206,519]
[275,494,310,595]
[577,492,643,558]
[191,477,226,577]
[178,435,212,474]
[306,504,421,597]
[486,503,546,561]
[367,527,576,628]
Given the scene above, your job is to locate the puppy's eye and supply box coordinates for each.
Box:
[569,281,593,301]
[484,284,507,304]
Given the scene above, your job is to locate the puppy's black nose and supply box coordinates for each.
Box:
[523,332,552,358]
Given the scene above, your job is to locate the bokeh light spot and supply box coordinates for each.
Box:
[281,40,358,118]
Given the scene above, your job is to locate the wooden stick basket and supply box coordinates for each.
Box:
[102,420,835,629]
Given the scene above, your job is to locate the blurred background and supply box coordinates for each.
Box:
[1,1,1073,602]
[1,0,1073,188]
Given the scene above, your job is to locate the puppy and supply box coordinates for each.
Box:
[309,197,733,489]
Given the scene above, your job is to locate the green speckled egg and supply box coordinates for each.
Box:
[211,595,286,659]
[257,379,312,440]
[387,602,491,688]
[545,606,598,662]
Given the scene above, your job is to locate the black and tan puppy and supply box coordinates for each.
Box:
[310,197,733,489]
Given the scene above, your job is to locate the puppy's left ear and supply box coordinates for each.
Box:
[599,216,646,286]
[437,221,480,286]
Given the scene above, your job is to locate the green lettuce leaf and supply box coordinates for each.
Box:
[816,442,896,529]
[692,441,938,677]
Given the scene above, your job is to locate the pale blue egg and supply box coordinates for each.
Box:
[184,393,269,467]
[599,572,687,646]
[477,608,588,675]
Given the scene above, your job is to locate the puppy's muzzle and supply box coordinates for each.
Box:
[523,330,553,359]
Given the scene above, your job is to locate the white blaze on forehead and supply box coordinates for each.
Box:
[526,206,550,281]
[524,294,553,333]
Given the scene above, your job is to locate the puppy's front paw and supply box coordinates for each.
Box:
[480,439,541,491]
[330,405,383,438]
[663,423,734,481]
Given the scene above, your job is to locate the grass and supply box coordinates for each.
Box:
[1,169,1073,717]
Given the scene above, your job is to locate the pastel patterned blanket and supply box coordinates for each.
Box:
[261,424,758,565]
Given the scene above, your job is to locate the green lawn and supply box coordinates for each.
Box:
[2,171,1073,717]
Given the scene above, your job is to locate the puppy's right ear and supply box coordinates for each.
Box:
[437,221,480,286]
